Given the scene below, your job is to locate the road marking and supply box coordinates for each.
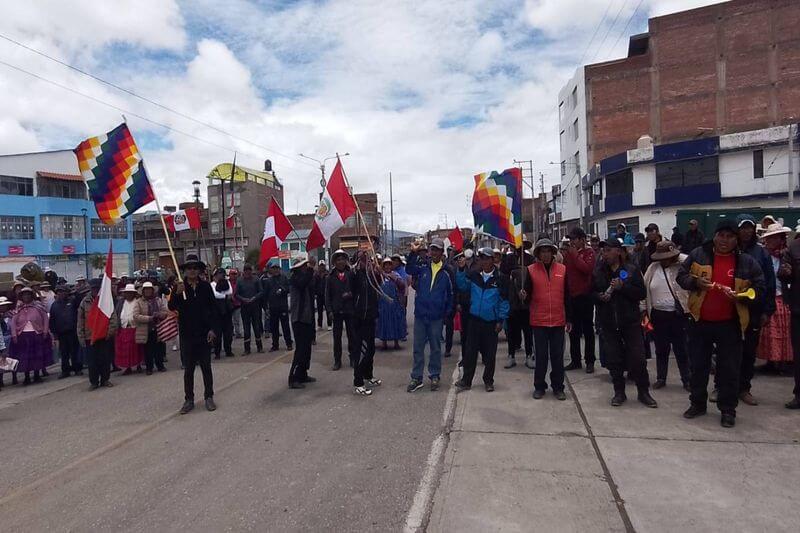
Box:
[403,365,459,533]
[0,334,327,506]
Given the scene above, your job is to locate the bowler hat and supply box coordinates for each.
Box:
[180,254,206,270]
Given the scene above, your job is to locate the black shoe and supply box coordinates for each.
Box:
[786,397,800,409]
[122,368,132,376]
[58,373,70,379]
[554,390,567,401]
[585,363,595,374]
[75,370,84,376]
[430,378,440,392]
[484,383,494,392]
[454,380,471,393]
[179,400,194,414]
[146,369,153,376]
[301,376,317,383]
[102,381,114,387]
[532,389,545,399]
[720,413,736,428]
[565,361,582,371]
[243,350,251,356]
[289,381,306,389]
[653,380,666,390]
[683,405,707,419]
[332,361,341,371]
[269,346,279,352]
[88,383,99,391]
[504,358,516,369]
[444,352,452,358]
[611,393,626,406]
[682,382,691,392]
[286,343,293,350]
[256,343,264,354]
[205,398,217,411]
[214,354,221,360]
[157,367,167,372]
[638,391,658,408]
[226,353,234,358]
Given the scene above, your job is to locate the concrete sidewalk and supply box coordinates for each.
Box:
[428,356,800,532]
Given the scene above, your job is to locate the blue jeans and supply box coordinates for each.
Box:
[411,318,443,381]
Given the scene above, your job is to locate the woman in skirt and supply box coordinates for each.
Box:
[115,284,144,375]
[376,258,407,350]
[0,296,13,389]
[758,225,793,370]
[10,287,51,385]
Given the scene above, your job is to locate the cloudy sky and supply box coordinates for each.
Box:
[0,0,722,232]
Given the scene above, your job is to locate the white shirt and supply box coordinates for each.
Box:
[120,300,137,328]
[211,281,233,300]
[771,256,783,296]
[649,269,676,312]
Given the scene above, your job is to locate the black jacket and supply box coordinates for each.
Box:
[325,268,355,315]
[500,252,534,311]
[313,271,328,299]
[682,229,705,254]
[593,262,646,330]
[290,268,315,324]
[353,267,380,321]
[262,273,290,312]
[168,280,216,341]
[49,298,77,334]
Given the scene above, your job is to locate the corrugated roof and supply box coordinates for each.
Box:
[37,171,84,182]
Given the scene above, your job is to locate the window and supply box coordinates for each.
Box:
[0,175,33,196]
[0,215,35,239]
[41,215,85,239]
[605,169,633,196]
[573,151,580,174]
[575,184,580,206]
[210,223,220,235]
[572,118,579,141]
[560,160,566,177]
[753,150,764,179]
[558,102,564,122]
[655,157,718,189]
[559,130,565,152]
[91,218,128,239]
[37,177,86,199]
[208,194,219,213]
[570,87,578,109]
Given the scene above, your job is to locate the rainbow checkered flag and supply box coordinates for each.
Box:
[472,167,523,247]
[74,123,155,225]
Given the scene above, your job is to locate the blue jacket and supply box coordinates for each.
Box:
[741,238,776,316]
[455,268,510,323]
[406,252,453,322]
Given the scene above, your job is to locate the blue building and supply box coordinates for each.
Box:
[0,149,133,281]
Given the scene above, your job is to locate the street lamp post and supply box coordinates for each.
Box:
[298,152,350,264]
[81,207,89,279]
[192,180,201,258]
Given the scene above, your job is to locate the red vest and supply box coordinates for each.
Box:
[527,262,567,327]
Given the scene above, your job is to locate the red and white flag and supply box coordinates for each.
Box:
[87,242,114,344]
[259,198,294,269]
[164,207,201,232]
[306,159,356,251]
[444,225,464,252]
[225,188,236,229]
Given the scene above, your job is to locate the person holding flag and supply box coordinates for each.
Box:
[77,278,119,390]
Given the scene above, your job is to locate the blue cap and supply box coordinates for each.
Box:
[735,213,756,228]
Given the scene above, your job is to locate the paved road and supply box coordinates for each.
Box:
[0,325,456,531]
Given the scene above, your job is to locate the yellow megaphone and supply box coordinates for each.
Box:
[736,288,756,300]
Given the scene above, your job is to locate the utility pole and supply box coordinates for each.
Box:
[513,159,536,239]
[575,161,584,229]
[299,152,350,264]
[789,123,795,208]
[389,172,395,255]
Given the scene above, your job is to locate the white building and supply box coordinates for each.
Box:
[556,67,589,232]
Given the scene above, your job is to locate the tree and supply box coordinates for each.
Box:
[89,253,106,271]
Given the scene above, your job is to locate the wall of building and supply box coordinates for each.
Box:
[558,67,589,223]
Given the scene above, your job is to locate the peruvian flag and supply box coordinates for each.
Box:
[259,198,294,269]
[306,159,357,251]
[87,242,114,344]
[164,207,201,232]
[225,188,236,229]
[444,225,464,252]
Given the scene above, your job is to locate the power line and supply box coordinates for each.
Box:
[0,31,318,170]
[608,0,646,55]
[574,1,615,67]
[591,0,630,63]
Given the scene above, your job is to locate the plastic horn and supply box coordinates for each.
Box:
[736,288,756,300]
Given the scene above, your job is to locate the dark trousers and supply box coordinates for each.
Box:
[213,313,233,357]
[507,309,533,358]
[603,322,650,393]
[791,315,800,399]
[269,309,293,348]
[183,339,214,401]
[689,320,742,414]
[144,330,166,371]
[241,303,262,346]
[532,326,565,392]
[332,312,355,365]
[650,309,690,384]
[86,339,112,386]
[353,316,377,386]
[461,318,498,387]
[459,311,471,358]
[57,331,81,374]
[316,296,327,327]
[289,321,314,384]
[444,313,455,354]
[739,322,761,393]
[569,294,595,365]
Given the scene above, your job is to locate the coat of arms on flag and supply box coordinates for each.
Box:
[74,123,155,225]
[472,167,523,247]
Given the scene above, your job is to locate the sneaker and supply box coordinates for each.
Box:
[205,398,217,411]
[532,389,545,399]
[366,378,382,387]
[554,390,567,401]
[611,393,626,406]
[327,326,332,331]
[430,378,439,391]
[683,405,707,419]
[504,358,516,369]
[739,391,758,406]
[709,389,718,403]
[653,380,666,390]
[354,386,373,396]
[179,400,194,414]
[407,379,424,393]
[524,356,535,369]
[720,413,736,428]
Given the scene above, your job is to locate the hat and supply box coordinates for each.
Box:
[477,247,494,258]
[762,215,777,225]
[560,236,570,244]
[0,296,12,307]
[645,223,659,232]
[761,223,791,239]
[604,237,623,249]
[121,283,138,294]
[40,281,51,289]
[75,275,86,282]
[89,278,102,289]
[492,248,501,255]
[715,219,738,235]
[20,287,34,294]
[569,227,587,239]
[650,240,681,261]
[54,285,69,293]
[533,238,558,255]
[634,233,646,243]
[430,238,446,251]
[522,234,533,250]
[735,214,756,228]
[689,219,699,225]
[616,222,627,229]
[390,254,401,261]
[12,280,23,288]
[212,267,226,277]
[382,257,393,264]
[180,254,206,270]
[141,281,155,290]
[290,255,309,270]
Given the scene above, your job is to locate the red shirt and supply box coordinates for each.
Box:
[700,253,736,322]
[564,246,595,297]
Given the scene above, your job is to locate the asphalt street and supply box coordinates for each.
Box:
[0,324,456,532]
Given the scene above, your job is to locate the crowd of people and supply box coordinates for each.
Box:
[1,214,799,427]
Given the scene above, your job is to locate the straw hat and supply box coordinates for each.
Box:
[761,223,791,239]
[121,283,138,294]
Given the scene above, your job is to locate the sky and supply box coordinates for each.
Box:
[0,0,724,233]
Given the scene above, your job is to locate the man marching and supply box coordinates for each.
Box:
[326,249,356,370]
[288,255,317,389]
